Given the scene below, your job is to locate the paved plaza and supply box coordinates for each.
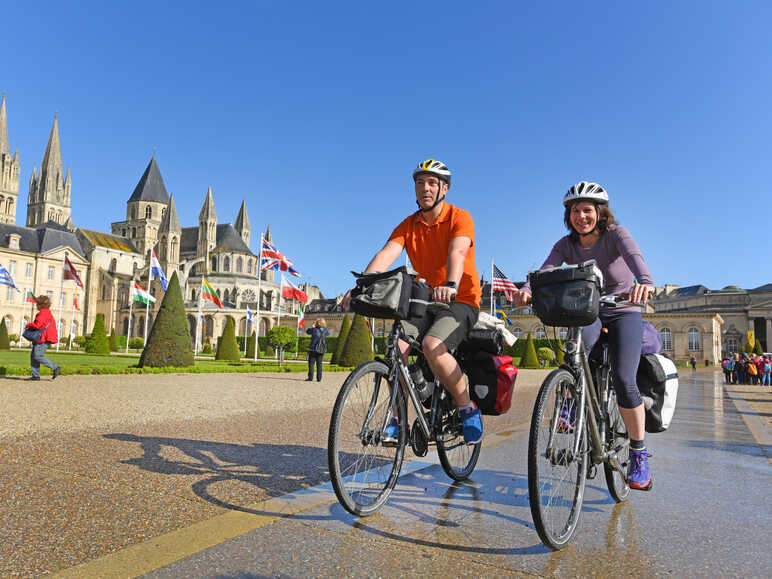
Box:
[1,369,770,577]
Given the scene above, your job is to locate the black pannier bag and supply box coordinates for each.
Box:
[349,267,431,320]
[457,329,503,356]
[528,260,602,327]
[460,351,518,415]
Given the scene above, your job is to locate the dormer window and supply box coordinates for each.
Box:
[8,234,20,249]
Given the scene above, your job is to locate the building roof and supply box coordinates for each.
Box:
[158,194,181,234]
[180,223,254,256]
[127,157,170,204]
[78,228,139,253]
[0,222,84,257]
[306,298,344,314]
[751,283,772,292]
[668,284,708,298]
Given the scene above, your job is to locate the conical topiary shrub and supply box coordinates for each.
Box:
[246,330,257,358]
[139,272,194,367]
[216,316,241,361]
[86,313,111,355]
[109,327,119,352]
[0,318,10,350]
[521,332,540,369]
[754,339,763,356]
[331,314,351,365]
[338,314,374,367]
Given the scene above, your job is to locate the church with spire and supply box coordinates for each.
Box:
[0,94,21,225]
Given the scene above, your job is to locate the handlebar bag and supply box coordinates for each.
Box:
[350,266,418,320]
[461,351,518,415]
[637,353,679,433]
[528,261,602,327]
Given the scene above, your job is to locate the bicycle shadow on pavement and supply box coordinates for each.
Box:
[104,433,365,521]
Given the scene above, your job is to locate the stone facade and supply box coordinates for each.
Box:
[0,95,21,225]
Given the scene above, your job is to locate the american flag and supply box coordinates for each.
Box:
[492,264,517,301]
[260,238,300,277]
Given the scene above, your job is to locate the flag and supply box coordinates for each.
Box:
[73,292,80,311]
[0,263,19,291]
[297,305,305,328]
[494,302,514,326]
[246,305,253,323]
[492,264,517,301]
[63,255,84,289]
[150,251,168,291]
[201,278,223,308]
[132,282,156,305]
[261,238,300,277]
[26,289,36,303]
[281,275,308,303]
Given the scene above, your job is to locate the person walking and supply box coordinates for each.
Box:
[722,357,731,384]
[690,355,697,371]
[25,295,60,381]
[306,319,330,382]
[761,355,771,387]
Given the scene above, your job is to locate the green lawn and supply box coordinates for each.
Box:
[0,349,352,376]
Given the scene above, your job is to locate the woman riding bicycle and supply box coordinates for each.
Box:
[515,181,655,490]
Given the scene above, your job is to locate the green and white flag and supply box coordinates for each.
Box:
[132,281,156,305]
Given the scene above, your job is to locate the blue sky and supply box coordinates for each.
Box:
[3,1,770,298]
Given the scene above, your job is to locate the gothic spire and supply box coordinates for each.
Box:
[234,199,250,232]
[0,93,9,156]
[40,113,63,186]
[159,194,182,233]
[199,186,217,222]
[264,224,272,242]
[128,157,170,203]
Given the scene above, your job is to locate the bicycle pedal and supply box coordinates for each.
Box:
[587,463,597,479]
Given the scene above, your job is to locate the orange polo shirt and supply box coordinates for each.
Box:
[388,203,481,309]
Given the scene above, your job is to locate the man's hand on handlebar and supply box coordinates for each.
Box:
[433,285,457,304]
[513,289,531,306]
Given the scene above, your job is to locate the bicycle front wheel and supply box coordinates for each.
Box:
[437,399,481,482]
[603,385,631,502]
[328,360,407,516]
[528,368,588,550]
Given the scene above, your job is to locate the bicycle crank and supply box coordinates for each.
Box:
[411,417,429,456]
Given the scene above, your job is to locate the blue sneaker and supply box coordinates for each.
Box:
[460,405,483,445]
[627,447,653,490]
[382,418,399,445]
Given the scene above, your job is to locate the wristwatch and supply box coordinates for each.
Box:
[444,281,457,289]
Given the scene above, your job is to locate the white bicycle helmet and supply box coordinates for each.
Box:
[563,181,609,207]
[413,158,451,185]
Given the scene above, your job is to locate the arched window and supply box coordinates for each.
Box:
[535,328,547,339]
[211,256,217,271]
[171,237,178,260]
[146,206,152,219]
[512,327,523,339]
[224,257,230,272]
[132,227,137,238]
[122,318,129,336]
[660,328,673,351]
[101,285,108,300]
[130,206,136,220]
[109,258,117,272]
[688,328,701,351]
[191,288,197,301]
[223,289,230,303]
[236,257,243,273]
[247,260,252,274]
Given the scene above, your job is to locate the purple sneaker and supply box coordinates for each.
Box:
[627,448,653,490]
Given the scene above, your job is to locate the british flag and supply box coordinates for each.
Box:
[260,238,301,277]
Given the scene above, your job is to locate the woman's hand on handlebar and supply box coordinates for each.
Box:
[432,285,457,304]
[513,289,531,306]
[629,283,654,304]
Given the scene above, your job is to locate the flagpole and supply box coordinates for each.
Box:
[490,258,495,317]
[69,291,76,350]
[255,235,264,361]
[57,251,67,351]
[277,274,283,328]
[144,248,152,344]
[126,278,135,354]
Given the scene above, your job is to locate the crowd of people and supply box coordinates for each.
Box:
[722,352,772,385]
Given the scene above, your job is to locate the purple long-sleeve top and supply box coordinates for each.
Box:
[522,225,653,313]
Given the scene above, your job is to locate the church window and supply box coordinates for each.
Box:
[122,229,127,237]
[247,260,252,274]
[122,318,129,336]
[101,285,108,300]
[171,237,178,259]
[130,207,136,220]
[146,206,152,219]
[132,227,137,238]
[48,266,55,280]
[223,289,230,303]
[688,328,701,351]
[236,257,243,273]
[160,243,167,261]
[191,289,197,301]
[224,257,230,272]
[109,258,117,272]
[660,328,673,351]
[25,264,33,278]
[211,256,217,271]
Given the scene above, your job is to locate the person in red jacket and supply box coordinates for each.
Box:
[26,295,60,380]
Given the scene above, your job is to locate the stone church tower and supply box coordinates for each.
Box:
[111,157,170,256]
[197,186,217,271]
[0,94,21,225]
[157,194,181,274]
[234,199,250,247]
[27,114,73,228]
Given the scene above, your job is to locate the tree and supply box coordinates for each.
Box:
[0,318,10,350]
[129,337,144,350]
[537,347,555,367]
[754,339,764,356]
[267,325,297,365]
[85,313,111,355]
[216,316,241,361]
[109,327,119,352]
[742,341,753,353]
[521,332,540,369]
[331,314,351,365]
[246,330,257,358]
[139,272,194,367]
[338,314,374,367]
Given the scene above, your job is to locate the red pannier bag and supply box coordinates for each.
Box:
[462,351,518,415]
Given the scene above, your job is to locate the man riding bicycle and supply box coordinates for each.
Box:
[343,159,483,444]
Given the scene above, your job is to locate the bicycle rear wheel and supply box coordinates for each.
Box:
[437,392,481,481]
[528,368,588,550]
[603,385,631,502]
[328,360,407,516]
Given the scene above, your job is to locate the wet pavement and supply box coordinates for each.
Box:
[47,370,771,578]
